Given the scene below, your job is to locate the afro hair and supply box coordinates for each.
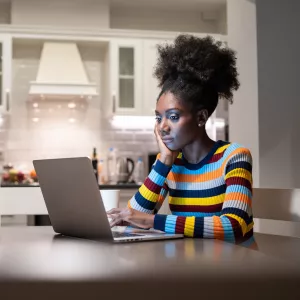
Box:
[154,34,240,116]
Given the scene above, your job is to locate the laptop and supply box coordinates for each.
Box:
[33,157,183,243]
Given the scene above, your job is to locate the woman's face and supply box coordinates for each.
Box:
[155,92,202,151]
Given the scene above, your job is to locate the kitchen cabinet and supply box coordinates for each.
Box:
[109,39,143,115]
[142,39,164,116]
[0,34,12,114]
[109,38,172,117]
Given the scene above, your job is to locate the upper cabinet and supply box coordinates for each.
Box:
[109,39,143,115]
[0,34,12,114]
[142,39,172,116]
[109,38,171,116]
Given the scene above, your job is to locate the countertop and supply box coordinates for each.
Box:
[0,227,300,300]
[0,182,140,189]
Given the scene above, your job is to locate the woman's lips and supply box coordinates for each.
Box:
[162,137,174,143]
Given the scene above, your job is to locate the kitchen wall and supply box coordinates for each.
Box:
[228,0,300,189]
[3,41,159,173]
[110,6,223,34]
[256,0,300,189]
[227,0,259,187]
[0,2,11,24]
[8,0,226,34]
[11,0,110,28]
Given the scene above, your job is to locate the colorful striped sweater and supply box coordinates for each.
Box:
[128,140,254,244]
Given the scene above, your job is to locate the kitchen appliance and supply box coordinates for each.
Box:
[116,157,135,183]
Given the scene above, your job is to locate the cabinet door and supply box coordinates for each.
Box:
[110,39,142,115]
[0,34,12,114]
[142,39,173,116]
[142,39,162,116]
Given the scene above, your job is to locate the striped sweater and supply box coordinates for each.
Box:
[128,140,254,244]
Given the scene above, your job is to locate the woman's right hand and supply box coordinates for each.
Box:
[154,124,179,166]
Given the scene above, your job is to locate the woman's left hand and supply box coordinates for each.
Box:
[107,207,155,229]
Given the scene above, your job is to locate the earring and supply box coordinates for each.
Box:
[198,123,202,127]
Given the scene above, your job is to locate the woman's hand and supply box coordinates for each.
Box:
[107,207,155,229]
[154,124,179,166]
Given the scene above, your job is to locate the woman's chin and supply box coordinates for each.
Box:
[165,143,180,151]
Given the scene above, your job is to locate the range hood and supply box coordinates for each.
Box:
[29,42,98,99]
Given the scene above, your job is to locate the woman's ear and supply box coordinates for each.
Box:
[197,109,209,127]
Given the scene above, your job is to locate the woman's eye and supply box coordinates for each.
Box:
[155,116,161,123]
[169,115,179,121]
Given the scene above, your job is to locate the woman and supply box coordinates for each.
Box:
[108,34,254,245]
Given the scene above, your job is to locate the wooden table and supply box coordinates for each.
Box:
[0,227,300,300]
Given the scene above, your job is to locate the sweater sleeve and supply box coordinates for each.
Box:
[128,156,171,214]
[153,147,254,243]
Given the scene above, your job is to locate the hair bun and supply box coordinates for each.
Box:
[154,35,239,101]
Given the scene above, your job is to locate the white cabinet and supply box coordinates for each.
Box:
[109,39,143,115]
[109,38,171,117]
[0,34,12,114]
[142,39,162,116]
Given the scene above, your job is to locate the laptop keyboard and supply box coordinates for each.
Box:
[112,231,144,238]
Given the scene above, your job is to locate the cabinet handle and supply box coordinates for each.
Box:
[112,94,116,114]
[6,90,10,112]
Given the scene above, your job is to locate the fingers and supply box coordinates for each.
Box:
[154,123,158,138]
[107,208,122,215]
[108,212,121,227]
[109,218,120,228]
[154,123,160,138]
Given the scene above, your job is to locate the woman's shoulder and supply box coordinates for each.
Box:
[221,141,253,162]
[223,141,252,153]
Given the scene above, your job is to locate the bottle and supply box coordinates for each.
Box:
[135,157,145,185]
[107,147,117,184]
[98,159,107,184]
[91,147,98,183]
[97,159,103,185]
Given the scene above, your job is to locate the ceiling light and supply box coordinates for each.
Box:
[32,118,39,122]
[68,118,76,123]
[33,103,38,108]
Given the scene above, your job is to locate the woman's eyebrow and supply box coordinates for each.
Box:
[155,108,183,114]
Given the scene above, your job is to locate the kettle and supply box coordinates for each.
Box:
[116,157,135,183]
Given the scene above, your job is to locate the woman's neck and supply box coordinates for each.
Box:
[182,131,216,164]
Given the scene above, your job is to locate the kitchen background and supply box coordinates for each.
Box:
[0,0,228,186]
[1,0,300,234]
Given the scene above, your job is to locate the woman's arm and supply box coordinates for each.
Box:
[127,157,171,214]
[153,147,253,243]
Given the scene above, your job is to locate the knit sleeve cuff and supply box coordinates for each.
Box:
[153,214,167,232]
[153,159,172,177]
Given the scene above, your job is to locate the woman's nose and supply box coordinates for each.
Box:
[159,118,170,135]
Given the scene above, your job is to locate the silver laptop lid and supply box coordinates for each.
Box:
[33,157,113,240]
